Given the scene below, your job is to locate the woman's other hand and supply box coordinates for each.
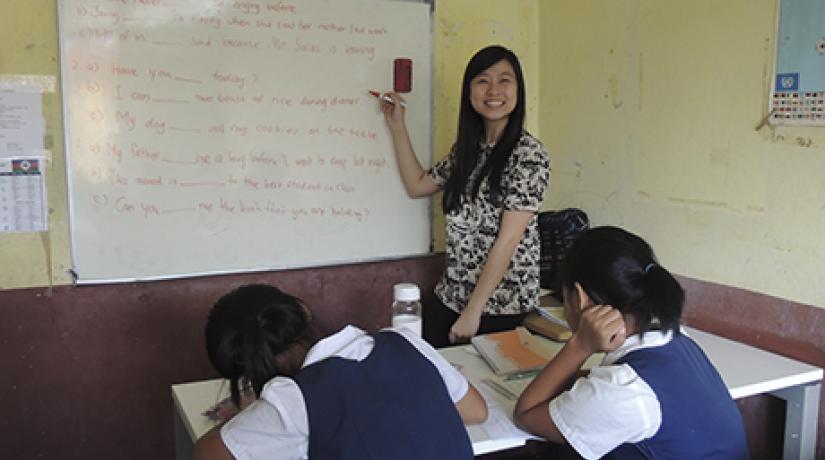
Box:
[448,308,482,344]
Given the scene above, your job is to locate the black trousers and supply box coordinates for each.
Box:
[423,297,527,348]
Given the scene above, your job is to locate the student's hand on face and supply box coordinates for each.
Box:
[449,309,481,344]
[573,305,626,355]
[380,92,406,129]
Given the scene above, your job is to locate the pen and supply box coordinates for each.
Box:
[502,369,541,381]
[368,90,407,108]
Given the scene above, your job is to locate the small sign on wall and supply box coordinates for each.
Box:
[0,158,47,233]
[770,0,825,126]
[0,80,48,232]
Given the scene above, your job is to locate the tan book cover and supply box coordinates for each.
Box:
[522,313,572,342]
[471,327,553,376]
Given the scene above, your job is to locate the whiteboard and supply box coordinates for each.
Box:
[58,0,432,283]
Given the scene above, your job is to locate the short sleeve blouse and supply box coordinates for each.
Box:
[428,132,550,315]
[547,330,678,459]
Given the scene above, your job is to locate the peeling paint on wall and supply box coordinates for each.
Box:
[608,74,623,109]
[438,18,461,45]
[759,126,823,149]
[795,137,813,147]
[482,21,515,42]
[761,36,774,112]
[709,147,729,166]
[557,190,625,226]
[668,197,728,208]
[637,52,644,111]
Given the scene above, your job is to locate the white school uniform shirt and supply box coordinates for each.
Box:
[220,325,470,460]
[548,328,686,460]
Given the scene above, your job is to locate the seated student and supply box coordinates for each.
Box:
[193,284,487,460]
[513,226,749,460]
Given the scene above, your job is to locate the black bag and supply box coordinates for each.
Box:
[538,208,589,297]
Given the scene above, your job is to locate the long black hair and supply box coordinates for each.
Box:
[442,45,526,213]
[205,284,314,406]
[559,226,685,335]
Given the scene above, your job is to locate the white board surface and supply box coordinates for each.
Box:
[58,0,432,283]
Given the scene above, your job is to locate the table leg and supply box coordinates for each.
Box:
[771,382,821,460]
[174,407,194,460]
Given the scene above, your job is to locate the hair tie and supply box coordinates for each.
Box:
[644,263,656,274]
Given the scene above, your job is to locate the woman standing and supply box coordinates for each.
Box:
[381,45,550,347]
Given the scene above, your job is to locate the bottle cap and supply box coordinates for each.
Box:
[393,283,420,302]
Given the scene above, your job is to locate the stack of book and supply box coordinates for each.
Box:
[522,304,572,341]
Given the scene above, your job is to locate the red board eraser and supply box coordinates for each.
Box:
[394,58,412,93]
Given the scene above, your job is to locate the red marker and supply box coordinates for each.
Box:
[368,90,407,108]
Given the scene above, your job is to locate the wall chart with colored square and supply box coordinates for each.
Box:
[770,0,825,126]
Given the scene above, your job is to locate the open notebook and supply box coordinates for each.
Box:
[471,327,553,377]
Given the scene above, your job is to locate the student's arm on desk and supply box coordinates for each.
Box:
[193,423,233,460]
[457,383,488,425]
[512,339,585,443]
[513,306,624,443]
[192,389,488,460]
[194,393,256,460]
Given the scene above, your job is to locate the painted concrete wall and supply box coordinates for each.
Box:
[3,0,823,311]
[0,1,73,289]
[539,0,825,309]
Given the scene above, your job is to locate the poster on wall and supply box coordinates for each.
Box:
[770,0,825,126]
[0,158,47,233]
[0,81,48,232]
[0,86,45,156]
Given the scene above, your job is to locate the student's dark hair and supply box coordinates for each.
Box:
[560,226,685,335]
[205,284,311,406]
[442,45,526,213]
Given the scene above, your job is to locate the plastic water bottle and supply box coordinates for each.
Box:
[392,283,422,337]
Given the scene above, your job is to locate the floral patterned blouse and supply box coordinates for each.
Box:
[428,132,550,315]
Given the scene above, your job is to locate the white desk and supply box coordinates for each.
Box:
[172,327,822,459]
[442,327,823,459]
[685,328,822,460]
[170,368,539,458]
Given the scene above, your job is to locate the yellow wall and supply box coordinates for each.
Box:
[540,0,825,309]
[5,0,823,311]
[0,1,73,289]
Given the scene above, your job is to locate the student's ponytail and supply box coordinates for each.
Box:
[205,284,309,406]
[630,262,685,335]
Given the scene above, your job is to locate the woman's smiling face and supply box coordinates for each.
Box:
[469,59,518,138]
